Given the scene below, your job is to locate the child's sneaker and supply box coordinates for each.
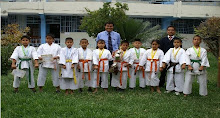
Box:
[175,92,180,95]
[164,90,172,93]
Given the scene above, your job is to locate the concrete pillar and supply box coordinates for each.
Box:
[40,14,46,44]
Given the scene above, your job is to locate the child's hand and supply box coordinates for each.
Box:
[38,57,42,60]
[63,65,66,69]
[11,64,16,69]
[199,66,204,71]
[188,65,193,71]
[77,64,80,70]
[34,63,39,68]
[181,63,186,69]
[139,66,143,70]
[71,64,74,69]
[162,63,166,69]
[159,67,163,72]
[112,50,118,57]
[53,56,59,60]
[93,65,98,70]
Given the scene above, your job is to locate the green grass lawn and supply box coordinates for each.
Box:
[1,53,220,118]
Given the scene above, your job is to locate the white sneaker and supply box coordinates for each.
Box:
[175,92,180,95]
[164,90,172,93]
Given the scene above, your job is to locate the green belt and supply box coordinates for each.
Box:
[190,59,201,65]
[19,58,32,85]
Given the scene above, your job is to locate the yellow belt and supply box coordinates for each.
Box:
[65,59,77,84]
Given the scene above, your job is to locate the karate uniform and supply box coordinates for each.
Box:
[59,47,79,90]
[183,47,210,96]
[92,49,112,88]
[78,47,93,88]
[10,45,38,88]
[139,48,164,86]
[163,47,186,92]
[111,49,133,89]
[128,48,146,88]
[37,43,61,87]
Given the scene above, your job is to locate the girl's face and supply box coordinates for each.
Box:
[21,38,30,47]
[120,43,129,51]
[46,36,54,45]
[173,40,182,48]
[97,41,105,49]
[152,41,159,50]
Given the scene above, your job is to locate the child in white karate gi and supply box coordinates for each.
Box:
[93,39,112,93]
[129,39,146,89]
[78,38,93,92]
[183,35,210,97]
[111,40,133,90]
[162,38,186,95]
[37,34,61,92]
[10,35,39,93]
[139,40,164,93]
[59,37,79,95]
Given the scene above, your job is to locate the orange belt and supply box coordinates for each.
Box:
[147,58,159,78]
[97,58,109,86]
[133,62,145,78]
[79,59,91,80]
[119,61,131,86]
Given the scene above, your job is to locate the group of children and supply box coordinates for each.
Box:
[10,33,209,96]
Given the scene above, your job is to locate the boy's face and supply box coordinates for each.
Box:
[97,41,105,49]
[46,36,54,45]
[121,43,129,51]
[193,36,201,47]
[167,27,176,36]
[65,40,73,48]
[152,42,159,50]
[21,38,30,46]
[173,40,182,48]
[105,24,114,32]
[80,40,89,49]
[133,41,142,49]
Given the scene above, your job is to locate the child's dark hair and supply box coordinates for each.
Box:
[65,37,73,42]
[121,40,129,45]
[151,39,160,45]
[97,39,105,44]
[105,21,114,26]
[167,26,176,31]
[173,38,182,43]
[46,33,55,39]
[193,35,202,40]
[133,38,141,43]
[80,38,88,43]
[21,35,31,40]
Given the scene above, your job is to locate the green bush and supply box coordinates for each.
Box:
[1,45,15,75]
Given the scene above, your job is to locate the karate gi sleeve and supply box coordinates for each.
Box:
[31,47,39,60]
[159,51,164,67]
[139,51,147,66]
[162,49,171,64]
[93,50,98,65]
[200,49,210,67]
[128,51,134,65]
[179,49,187,66]
[72,49,79,64]
[10,46,19,61]
[37,45,43,57]
[59,49,66,65]
[185,49,191,66]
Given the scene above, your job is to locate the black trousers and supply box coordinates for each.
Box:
[159,69,167,87]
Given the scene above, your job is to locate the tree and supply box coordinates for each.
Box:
[80,2,129,38]
[119,18,164,43]
[1,24,30,75]
[194,17,220,87]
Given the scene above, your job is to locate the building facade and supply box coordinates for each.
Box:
[1,0,220,49]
